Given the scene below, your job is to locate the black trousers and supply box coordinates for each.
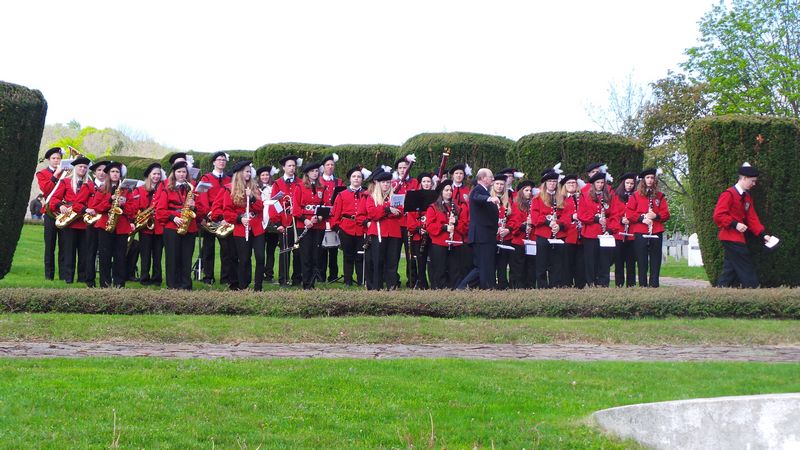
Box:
[234,233,266,290]
[536,236,565,289]
[339,231,365,286]
[200,229,237,285]
[139,232,163,284]
[85,226,99,287]
[163,229,195,290]
[509,244,537,289]
[396,228,408,289]
[457,242,496,290]
[563,243,587,289]
[60,227,88,283]
[717,241,759,288]
[495,243,512,289]
[299,228,323,289]
[279,230,302,285]
[614,239,637,287]
[410,238,430,289]
[264,232,279,281]
[318,239,339,282]
[634,233,663,287]
[368,236,401,291]
[428,244,465,289]
[43,214,64,280]
[97,230,127,288]
[584,238,614,287]
[126,238,140,280]
[459,242,475,287]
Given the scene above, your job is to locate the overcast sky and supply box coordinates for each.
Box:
[4,0,716,152]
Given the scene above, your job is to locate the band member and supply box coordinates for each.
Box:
[364,168,403,290]
[134,163,164,286]
[625,168,671,287]
[449,163,473,283]
[197,151,234,285]
[392,154,418,288]
[156,161,203,290]
[84,160,109,288]
[257,166,282,283]
[614,173,637,287]
[49,156,93,284]
[292,161,328,290]
[532,170,568,288]
[712,162,772,288]
[581,163,614,197]
[222,161,265,291]
[89,162,136,288]
[492,176,513,289]
[579,171,618,287]
[507,180,537,289]
[457,168,499,290]
[425,179,469,289]
[496,167,524,200]
[331,166,369,286]
[319,153,343,283]
[560,174,586,288]
[406,172,434,289]
[272,155,303,286]
[37,147,66,280]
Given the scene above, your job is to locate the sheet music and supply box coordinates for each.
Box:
[194,181,213,193]
[765,236,780,249]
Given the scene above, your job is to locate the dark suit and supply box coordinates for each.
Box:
[458,183,499,289]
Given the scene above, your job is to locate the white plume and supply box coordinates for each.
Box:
[160,169,168,180]
[297,157,303,167]
[224,152,230,161]
[332,153,339,163]
[577,179,586,189]
[121,164,128,178]
[656,168,663,176]
[432,174,440,187]
[270,166,279,177]
[552,162,563,175]
[250,164,257,179]
[360,168,372,179]
[599,164,608,174]
[514,171,524,179]
[381,165,392,173]
[605,173,614,183]
[406,154,417,163]
[392,171,399,180]
[186,155,195,170]
[465,164,473,177]
[742,162,751,167]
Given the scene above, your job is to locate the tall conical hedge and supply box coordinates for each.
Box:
[399,132,515,177]
[508,132,643,181]
[687,115,800,287]
[0,81,47,279]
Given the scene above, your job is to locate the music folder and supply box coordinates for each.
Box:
[120,179,141,190]
[194,181,212,194]
[315,206,331,219]
[404,190,438,212]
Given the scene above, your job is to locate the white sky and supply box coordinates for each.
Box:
[4,0,715,152]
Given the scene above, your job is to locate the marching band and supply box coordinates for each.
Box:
[33,146,710,291]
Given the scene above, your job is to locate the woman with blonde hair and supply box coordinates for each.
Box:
[491,175,513,289]
[222,160,265,290]
[48,156,93,284]
[133,163,164,286]
[531,170,569,288]
[363,167,403,290]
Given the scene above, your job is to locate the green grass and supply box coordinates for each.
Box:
[2,313,799,345]
[0,358,797,448]
[2,223,707,288]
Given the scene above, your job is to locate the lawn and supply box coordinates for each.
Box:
[0,357,797,448]
[1,223,707,289]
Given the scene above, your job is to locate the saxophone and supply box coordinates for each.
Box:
[105,186,124,233]
[177,182,196,235]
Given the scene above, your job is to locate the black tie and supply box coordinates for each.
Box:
[218,175,223,182]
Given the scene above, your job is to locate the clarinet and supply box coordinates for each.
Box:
[447,199,458,250]
[418,215,429,254]
[598,191,608,235]
[525,199,532,241]
[497,201,510,242]
[549,196,559,239]
[573,194,582,241]
[646,189,655,236]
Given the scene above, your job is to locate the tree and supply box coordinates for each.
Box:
[585,72,651,138]
[683,0,800,117]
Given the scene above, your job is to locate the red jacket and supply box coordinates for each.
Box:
[292,182,328,231]
[425,201,468,247]
[578,191,618,239]
[199,172,231,222]
[614,192,635,241]
[712,186,766,243]
[561,194,582,245]
[222,189,264,238]
[155,182,206,234]
[272,176,300,228]
[89,186,137,235]
[36,166,60,213]
[531,196,569,240]
[507,200,533,246]
[49,178,94,230]
[407,210,426,242]
[392,176,419,195]
[364,195,404,238]
[451,184,471,211]
[625,191,670,235]
[331,187,368,237]
[133,185,164,235]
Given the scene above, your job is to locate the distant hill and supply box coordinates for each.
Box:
[38,121,180,159]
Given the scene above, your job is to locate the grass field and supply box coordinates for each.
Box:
[0,223,708,289]
[1,358,798,448]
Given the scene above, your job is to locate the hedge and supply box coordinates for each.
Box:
[0,81,47,279]
[686,115,800,287]
[317,144,400,176]
[508,131,643,181]
[2,287,799,319]
[254,143,331,171]
[399,132,515,177]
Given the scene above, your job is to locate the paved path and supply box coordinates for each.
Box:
[1,342,797,362]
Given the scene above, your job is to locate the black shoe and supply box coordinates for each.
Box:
[86,282,96,288]
[202,278,214,285]
[64,279,73,284]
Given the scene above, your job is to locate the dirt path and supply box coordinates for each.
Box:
[1,342,797,362]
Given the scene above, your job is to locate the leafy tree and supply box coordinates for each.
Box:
[683,0,800,117]
[585,72,650,139]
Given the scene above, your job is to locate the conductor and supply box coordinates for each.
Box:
[457,168,500,289]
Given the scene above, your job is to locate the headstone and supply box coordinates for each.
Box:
[688,233,703,266]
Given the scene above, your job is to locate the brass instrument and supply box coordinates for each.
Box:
[84,211,102,225]
[44,169,72,220]
[177,182,196,235]
[436,147,451,182]
[105,186,124,233]
[131,206,155,235]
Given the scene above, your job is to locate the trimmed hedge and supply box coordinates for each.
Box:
[0,81,47,279]
[399,132,515,176]
[254,143,331,170]
[508,131,643,180]
[319,144,400,176]
[122,157,159,181]
[686,115,800,287]
[2,287,799,319]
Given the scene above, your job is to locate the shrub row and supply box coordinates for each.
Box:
[2,287,799,319]
[0,81,47,279]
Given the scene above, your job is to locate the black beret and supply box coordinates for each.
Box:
[739,163,759,177]
[517,180,537,192]
[449,164,466,175]
[300,161,320,174]
[104,161,123,174]
[559,173,578,186]
[496,167,514,176]
[143,163,162,178]
[585,162,603,173]
[169,152,187,165]
[540,170,560,183]
[416,172,434,184]
[211,151,228,162]
[346,166,364,179]
[394,156,411,168]
[256,166,270,177]
[71,156,91,167]
[170,161,188,173]
[321,154,338,165]
[373,170,392,182]
[435,179,453,193]
[589,171,607,184]
[44,147,64,159]
[638,168,657,178]
[494,174,508,182]
[90,160,110,171]
[619,172,638,182]
[279,155,300,166]
[231,160,253,174]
